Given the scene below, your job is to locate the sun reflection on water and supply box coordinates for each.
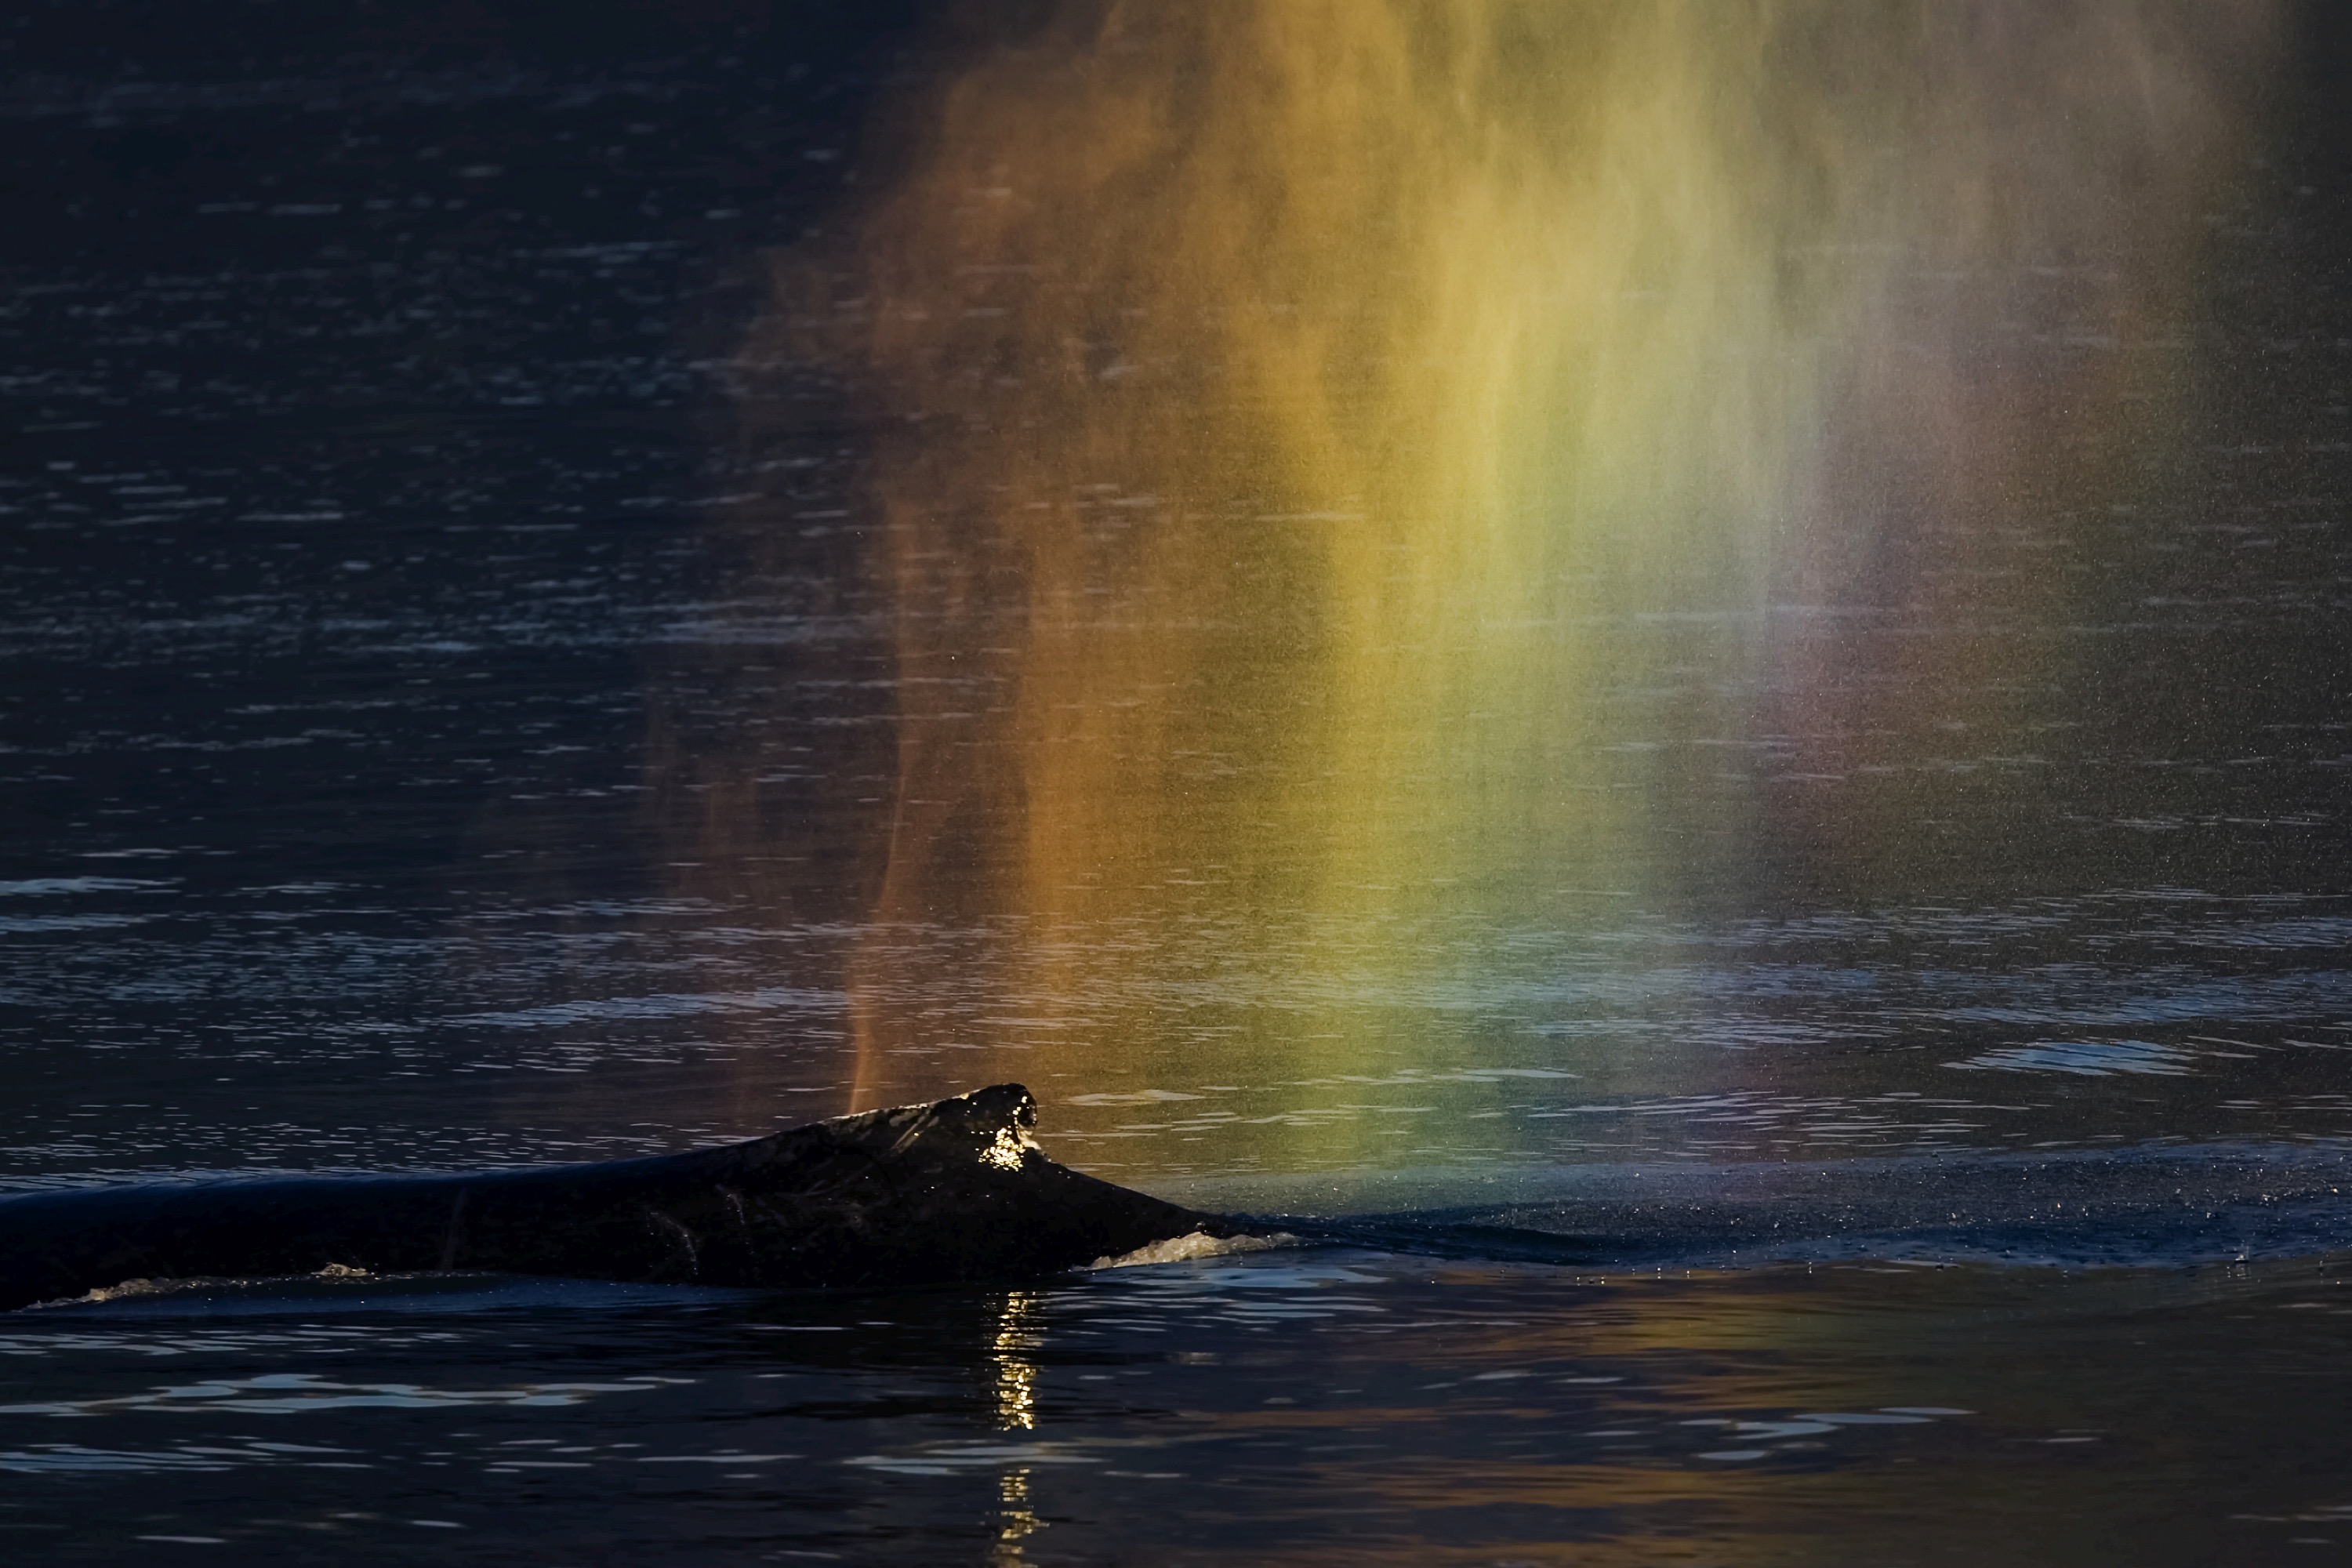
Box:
[991,1288,1044,1432]
[990,1290,1047,1565]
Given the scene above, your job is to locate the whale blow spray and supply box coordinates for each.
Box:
[731,2,2280,1128]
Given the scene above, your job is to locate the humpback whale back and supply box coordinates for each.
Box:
[0,1084,1240,1311]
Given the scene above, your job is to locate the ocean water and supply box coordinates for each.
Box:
[5,7,2352,1563]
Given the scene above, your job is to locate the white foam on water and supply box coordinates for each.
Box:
[1090,1232,1292,1270]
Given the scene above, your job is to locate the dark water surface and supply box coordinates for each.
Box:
[6,6,2352,1563]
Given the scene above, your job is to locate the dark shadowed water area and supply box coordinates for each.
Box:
[5,4,2352,1563]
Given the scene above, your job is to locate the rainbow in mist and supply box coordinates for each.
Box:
[736,2,2281,1134]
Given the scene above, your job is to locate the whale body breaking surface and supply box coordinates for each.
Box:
[0,1084,1250,1312]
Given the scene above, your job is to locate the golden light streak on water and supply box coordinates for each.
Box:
[989,1290,1047,1563]
[992,1287,1044,1430]
[991,1465,1042,1568]
[742,2,2280,1136]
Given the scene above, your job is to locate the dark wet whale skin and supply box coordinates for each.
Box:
[0,1085,1236,1310]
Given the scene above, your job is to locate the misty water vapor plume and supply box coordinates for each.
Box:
[720,1,2281,1115]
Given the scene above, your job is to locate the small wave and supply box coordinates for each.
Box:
[1248,1140,2352,1272]
[1945,1039,2198,1076]
[34,1262,376,1310]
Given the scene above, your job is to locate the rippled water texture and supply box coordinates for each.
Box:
[5,2,2352,1562]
